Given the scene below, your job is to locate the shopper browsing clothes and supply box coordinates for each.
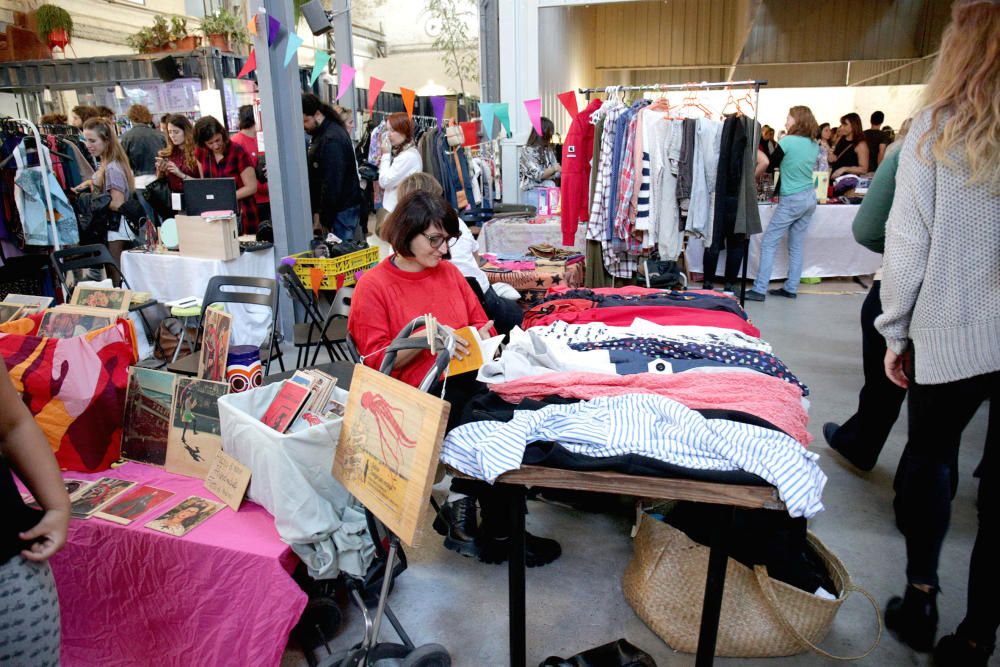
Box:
[193,115,259,235]
[874,2,1000,664]
[822,119,911,472]
[348,191,561,567]
[744,106,820,302]
[375,112,422,231]
[0,360,71,667]
[518,116,560,207]
[301,93,364,241]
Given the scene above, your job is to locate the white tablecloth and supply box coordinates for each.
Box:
[478,216,586,256]
[121,249,277,346]
[685,203,881,280]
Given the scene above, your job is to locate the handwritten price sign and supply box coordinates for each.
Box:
[204,451,252,511]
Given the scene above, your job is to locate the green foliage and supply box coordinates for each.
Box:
[201,8,248,43]
[127,15,193,53]
[34,4,73,40]
[425,0,480,95]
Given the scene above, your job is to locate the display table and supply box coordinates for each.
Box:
[42,462,306,667]
[478,216,586,256]
[121,248,277,346]
[685,203,881,280]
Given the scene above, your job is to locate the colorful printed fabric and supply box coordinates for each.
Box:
[1,315,137,472]
[569,336,808,396]
[483,262,585,308]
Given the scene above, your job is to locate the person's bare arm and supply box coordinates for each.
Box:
[878,143,887,167]
[108,187,126,212]
[0,361,69,562]
[237,166,258,200]
[755,149,769,178]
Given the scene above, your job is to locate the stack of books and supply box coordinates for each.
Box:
[261,370,341,433]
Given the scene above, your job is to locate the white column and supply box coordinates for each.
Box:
[498,0,540,204]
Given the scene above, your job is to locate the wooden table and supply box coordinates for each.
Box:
[489,465,784,667]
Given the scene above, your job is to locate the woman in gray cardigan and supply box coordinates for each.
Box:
[874,2,1000,664]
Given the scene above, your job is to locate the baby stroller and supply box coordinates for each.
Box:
[310,317,456,667]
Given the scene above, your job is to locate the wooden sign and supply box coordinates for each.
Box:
[164,377,230,479]
[332,364,450,547]
[204,450,251,511]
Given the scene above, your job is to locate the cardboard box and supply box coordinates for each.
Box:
[176,214,240,261]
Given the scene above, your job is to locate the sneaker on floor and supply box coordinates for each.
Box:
[477,531,562,568]
[722,283,736,295]
[432,496,479,559]
[934,634,993,667]
[768,288,797,298]
[744,290,766,302]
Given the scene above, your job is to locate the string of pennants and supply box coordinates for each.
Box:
[239,11,583,139]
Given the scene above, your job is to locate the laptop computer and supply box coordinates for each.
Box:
[183,178,238,217]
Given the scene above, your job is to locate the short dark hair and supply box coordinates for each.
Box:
[73,105,100,123]
[126,104,153,125]
[301,93,336,119]
[193,115,228,149]
[870,110,884,125]
[96,105,115,119]
[382,191,460,258]
[526,116,555,147]
[238,105,255,130]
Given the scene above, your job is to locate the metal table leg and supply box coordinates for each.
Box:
[508,486,527,667]
[695,505,736,667]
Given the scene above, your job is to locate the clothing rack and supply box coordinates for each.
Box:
[366,109,441,123]
[578,79,768,306]
[2,118,61,250]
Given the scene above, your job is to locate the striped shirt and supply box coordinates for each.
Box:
[441,394,826,518]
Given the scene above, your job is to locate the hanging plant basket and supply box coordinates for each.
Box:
[34,4,73,50]
[47,28,70,51]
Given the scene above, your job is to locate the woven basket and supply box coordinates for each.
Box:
[623,513,882,659]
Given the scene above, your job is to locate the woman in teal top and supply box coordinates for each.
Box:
[745,106,820,301]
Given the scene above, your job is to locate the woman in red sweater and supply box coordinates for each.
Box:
[348,191,561,567]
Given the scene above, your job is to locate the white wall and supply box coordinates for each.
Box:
[754,85,925,134]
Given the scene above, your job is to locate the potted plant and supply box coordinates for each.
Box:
[168,16,201,50]
[126,27,155,53]
[201,9,246,52]
[34,4,73,51]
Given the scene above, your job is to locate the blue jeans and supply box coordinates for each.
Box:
[333,205,361,242]
[753,189,817,294]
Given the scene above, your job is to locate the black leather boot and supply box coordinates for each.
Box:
[432,496,479,558]
[886,585,938,652]
[476,527,562,568]
[934,633,993,667]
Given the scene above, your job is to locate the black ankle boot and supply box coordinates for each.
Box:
[934,633,994,666]
[886,585,938,652]
[477,531,562,568]
[432,496,479,558]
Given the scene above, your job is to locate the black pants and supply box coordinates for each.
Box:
[831,281,907,467]
[894,370,998,646]
[482,286,524,338]
[702,233,746,287]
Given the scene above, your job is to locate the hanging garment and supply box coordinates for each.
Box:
[644,113,682,259]
[675,118,697,219]
[440,393,826,518]
[13,142,79,247]
[735,116,763,236]
[686,118,723,244]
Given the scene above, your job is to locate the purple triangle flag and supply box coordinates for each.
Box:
[431,96,446,129]
[267,15,281,47]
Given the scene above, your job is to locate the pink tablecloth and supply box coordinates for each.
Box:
[38,462,306,667]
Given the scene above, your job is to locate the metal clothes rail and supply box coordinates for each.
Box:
[577,79,769,307]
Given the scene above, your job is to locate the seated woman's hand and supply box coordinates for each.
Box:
[477,320,495,340]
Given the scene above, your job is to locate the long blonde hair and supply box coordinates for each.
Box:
[84,118,135,192]
[918,0,1000,190]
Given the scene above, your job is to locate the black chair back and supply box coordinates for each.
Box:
[197,275,281,375]
[51,244,130,292]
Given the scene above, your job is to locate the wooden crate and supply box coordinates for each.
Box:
[176,215,240,261]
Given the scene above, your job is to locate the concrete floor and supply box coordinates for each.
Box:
[282,289,994,667]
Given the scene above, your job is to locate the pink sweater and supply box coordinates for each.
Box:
[491,371,812,445]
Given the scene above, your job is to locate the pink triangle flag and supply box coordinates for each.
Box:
[237,49,257,79]
[524,98,543,137]
[367,77,385,113]
[557,90,579,119]
[336,64,356,102]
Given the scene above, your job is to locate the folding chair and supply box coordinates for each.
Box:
[51,244,161,349]
[167,275,284,377]
[276,265,353,368]
[0,253,57,301]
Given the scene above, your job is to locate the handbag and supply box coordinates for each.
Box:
[118,191,149,236]
[143,177,173,220]
[623,513,882,659]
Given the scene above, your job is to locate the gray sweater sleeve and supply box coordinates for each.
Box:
[875,114,934,354]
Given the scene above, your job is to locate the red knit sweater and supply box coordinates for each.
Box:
[348,257,490,387]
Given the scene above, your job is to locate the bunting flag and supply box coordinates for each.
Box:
[267,15,281,47]
[237,49,256,79]
[309,268,324,298]
[400,87,416,119]
[495,103,511,137]
[557,90,579,119]
[460,120,479,147]
[336,64,356,102]
[354,270,363,282]
[524,98,543,137]
[283,33,304,67]
[247,15,257,36]
[335,273,346,290]
[430,96,446,129]
[479,103,497,139]
[367,77,385,113]
[310,51,330,86]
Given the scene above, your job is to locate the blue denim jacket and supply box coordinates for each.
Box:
[14,143,79,247]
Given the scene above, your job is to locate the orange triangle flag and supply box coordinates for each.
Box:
[400,87,416,119]
[247,15,257,36]
[309,267,324,298]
